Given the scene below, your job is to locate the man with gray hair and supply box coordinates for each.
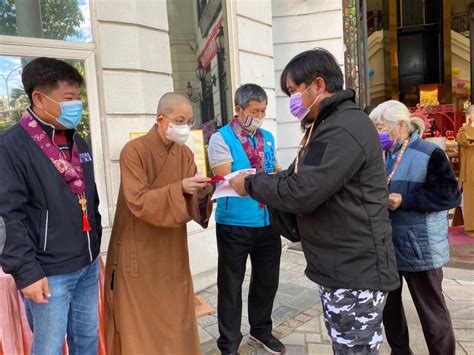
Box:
[207,84,284,354]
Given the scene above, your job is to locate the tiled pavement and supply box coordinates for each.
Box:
[198,246,474,355]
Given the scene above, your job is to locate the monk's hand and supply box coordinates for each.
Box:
[197,183,213,199]
[182,176,211,196]
[229,170,253,196]
[388,193,403,211]
[22,277,51,304]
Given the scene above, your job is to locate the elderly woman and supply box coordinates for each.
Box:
[370,100,461,355]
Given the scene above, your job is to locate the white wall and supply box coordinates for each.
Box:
[272,0,344,168]
[95,0,219,292]
[94,0,174,252]
[94,0,347,291]
[226,0,277,136]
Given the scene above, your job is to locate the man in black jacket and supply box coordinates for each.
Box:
[0,58,102,355]
[230,49,400,354]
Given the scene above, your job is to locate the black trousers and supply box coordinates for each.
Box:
[216,223,282,353]
[383,268,455,355]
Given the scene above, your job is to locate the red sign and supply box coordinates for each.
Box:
[197,17,224,70]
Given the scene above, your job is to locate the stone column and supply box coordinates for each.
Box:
[272,0,344,168]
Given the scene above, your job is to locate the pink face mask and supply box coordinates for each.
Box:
[289,83,321,121]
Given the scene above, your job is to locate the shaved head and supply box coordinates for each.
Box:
[155,92,194,144]
[157,92,191,116]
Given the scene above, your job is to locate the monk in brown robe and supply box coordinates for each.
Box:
[104,92,213,354]
[457,108,474,236]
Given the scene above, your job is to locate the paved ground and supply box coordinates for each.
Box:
[198,245,474,355]
[447,243,474,270]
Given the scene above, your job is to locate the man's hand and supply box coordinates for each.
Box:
[388,193,403,211]
[21,277,50,304]
[229,170,253,196]
[182,176,211,196]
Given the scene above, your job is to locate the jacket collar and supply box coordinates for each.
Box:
[145,124,177,157]
[392,130,421,154]
[316,89,356,123]
[27,107,75,142]
[305,89,356,134]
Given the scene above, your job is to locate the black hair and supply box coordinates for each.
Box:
[234,83,268,109]
[22,57,84,104]
[280,48,343,96]
[363,106,373,115]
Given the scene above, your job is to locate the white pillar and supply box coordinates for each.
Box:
[225,0,278,138]
[93,0,174,251]
[272,0,344,168]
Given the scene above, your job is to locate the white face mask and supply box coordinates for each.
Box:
[166,122,190,145]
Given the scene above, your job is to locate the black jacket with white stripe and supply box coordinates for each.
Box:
[0,110,101,290]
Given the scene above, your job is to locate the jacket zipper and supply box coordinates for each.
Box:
[86,231,93,261]
[43,210,49,251]
[51,129,67,159]
[82,178,93,262]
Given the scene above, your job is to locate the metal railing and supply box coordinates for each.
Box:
[452,12,470,38]
[367,11,384,37]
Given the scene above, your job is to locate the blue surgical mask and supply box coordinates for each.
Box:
[41,93,84,129]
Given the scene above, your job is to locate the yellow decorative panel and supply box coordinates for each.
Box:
[128,130,208,177]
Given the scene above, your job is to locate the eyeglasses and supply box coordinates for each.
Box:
[163,115,194,128]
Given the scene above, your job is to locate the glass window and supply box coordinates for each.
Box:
[0,0,92,42]
[0,55,90,145]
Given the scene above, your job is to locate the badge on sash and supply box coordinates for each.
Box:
[79,152,93,163]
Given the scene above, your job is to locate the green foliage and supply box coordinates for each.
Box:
[72,62,90,143]
[0,0,16,36]
[0,1,88,135]
[0,0,84,40]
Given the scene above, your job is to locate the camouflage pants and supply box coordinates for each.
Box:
[319,286,387,355]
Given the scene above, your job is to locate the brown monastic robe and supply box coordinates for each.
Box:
[457,125,474,235]
[104,126,213,354]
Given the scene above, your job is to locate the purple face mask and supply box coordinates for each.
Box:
[290,92,310,120]
[379,131,395,151]
[289,83,320,121]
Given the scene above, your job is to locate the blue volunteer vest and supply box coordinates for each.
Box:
[215,124,276,227]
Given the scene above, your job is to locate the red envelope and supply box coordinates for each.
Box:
[209,175,225,183]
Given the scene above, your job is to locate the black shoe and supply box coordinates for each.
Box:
[249,334,285,354]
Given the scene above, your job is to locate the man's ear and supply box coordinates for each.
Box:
[31,91,46,110]
[314,77,327,94]
[235,105,242,116]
